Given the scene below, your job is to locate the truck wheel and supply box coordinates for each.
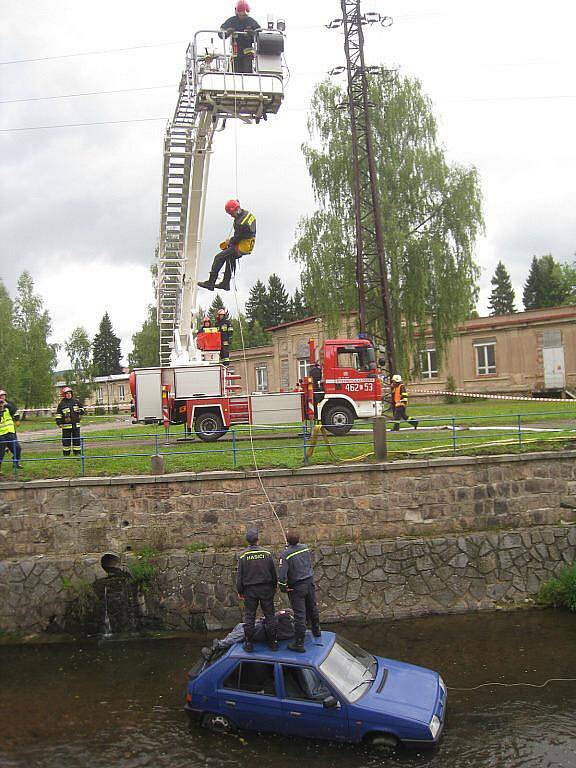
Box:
[202,712,234,733]
[194,412,226,442]
[321,403,354,436]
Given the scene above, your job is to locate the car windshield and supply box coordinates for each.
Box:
[319,635,377,702]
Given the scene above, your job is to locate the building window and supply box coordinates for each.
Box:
[297,358,310,380]
[420,349,438,379]
[475,342,496,375]
[280,359,289,390]
[118,384,125,401]
[255,365,268,393]
[97,387,104,404]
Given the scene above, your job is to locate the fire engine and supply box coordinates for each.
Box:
[130,19,384,440]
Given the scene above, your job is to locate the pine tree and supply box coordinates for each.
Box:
[209,295,226,316]
[245,280,268,327]
[128,305,159,368]
[92,312,122,376]
[265,274,291,327]
[488,261,516,315]
[523,254,569,310]
[12,271,57,409]
[290,288,308,321]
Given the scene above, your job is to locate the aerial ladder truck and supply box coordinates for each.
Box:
[131,19,384,440]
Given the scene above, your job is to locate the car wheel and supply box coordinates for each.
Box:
[321,403,354,436]
[201,712,234,734]
[367,732,399,754]
[194,411,226,442]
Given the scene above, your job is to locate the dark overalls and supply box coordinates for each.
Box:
[205,209,256,290]
[220,14,261,73]
[215,317,234,366]
[55,397,84,455]
[236,544,278,644]
[278,543,320,640]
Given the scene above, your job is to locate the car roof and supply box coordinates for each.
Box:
[228,631,335,666]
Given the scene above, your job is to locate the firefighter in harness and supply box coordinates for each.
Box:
[198,199,256,292]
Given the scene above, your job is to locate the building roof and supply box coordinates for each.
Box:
[265,316,319,332]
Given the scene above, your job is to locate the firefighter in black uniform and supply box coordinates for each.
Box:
[55,386,84,456]
[198,200,256,292]
[236,527,278,652]
[220,1,260,74]
[215,308,234,366]
[278,530,321,652]
[308,361,323,420]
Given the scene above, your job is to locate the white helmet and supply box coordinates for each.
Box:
[392,374,402,383]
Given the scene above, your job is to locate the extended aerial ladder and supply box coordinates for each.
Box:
[156,23,286,367]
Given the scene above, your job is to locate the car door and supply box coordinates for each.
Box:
[218,660,283,733]
[280,664,349,741]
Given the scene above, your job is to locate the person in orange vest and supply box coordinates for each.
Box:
[390,374,418,431]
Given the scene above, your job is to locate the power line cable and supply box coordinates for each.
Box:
[0,84,177,105]
[0,116,168,132]
[0,40,187,66]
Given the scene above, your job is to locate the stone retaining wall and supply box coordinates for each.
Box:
[1,451,575,635]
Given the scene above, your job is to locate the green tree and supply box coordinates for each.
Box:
[488,261,516,315]
[92,312,122,376]
[128,305,159,368]
[291,73,483,372]
[245,280,269,327]
[209,294,226,316]
[12,271,57,410]
[290,288,308,321]
[265,274,291,328]
[0,280,19,397]
[523,254,570,309]
[64,327,93,402]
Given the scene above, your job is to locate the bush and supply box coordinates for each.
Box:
[444,374,460,404]
[537,563,576,611]
[127,548,160,591]
[62,577,97,620]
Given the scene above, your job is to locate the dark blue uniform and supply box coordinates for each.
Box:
[237,543,277,644]
[278,543,320,639]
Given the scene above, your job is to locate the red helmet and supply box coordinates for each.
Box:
[225,199,240,215]
[235,1,250,13]
[202,315,211,325]
[61,386,73,395]
[216,308,227,319]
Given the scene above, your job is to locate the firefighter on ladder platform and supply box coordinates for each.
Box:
[215,308,234,367]
[198,200,256,292]
[196,314,221,357]
[220,1,260,74]
[390,374,418,431]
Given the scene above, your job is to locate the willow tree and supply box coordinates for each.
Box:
[291,73,483,373]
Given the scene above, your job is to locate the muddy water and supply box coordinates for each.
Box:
[1,610,575,768]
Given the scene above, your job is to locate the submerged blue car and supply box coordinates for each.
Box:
[185,631,446,750]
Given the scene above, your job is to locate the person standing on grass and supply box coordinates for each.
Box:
[0,390,22,472]
[55,386,84,457]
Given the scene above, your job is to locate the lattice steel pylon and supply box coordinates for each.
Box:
[339,0,396,375]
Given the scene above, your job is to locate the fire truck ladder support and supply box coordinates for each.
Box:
[156,29,285,367]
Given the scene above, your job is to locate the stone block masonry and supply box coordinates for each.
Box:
[1,450,575,635]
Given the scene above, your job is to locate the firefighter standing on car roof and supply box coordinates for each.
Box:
[55,386,85,456]
[278,530,321,653]
[198,200,256,292]
[236,527,278,653]
[215,308,234,366]
[220,1,260,74]
[390,374,418,431]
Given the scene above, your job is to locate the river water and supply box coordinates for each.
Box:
[1,610,575,768]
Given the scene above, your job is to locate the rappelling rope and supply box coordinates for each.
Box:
[227,56,286,545]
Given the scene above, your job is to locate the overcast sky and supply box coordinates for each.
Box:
[1,0,575,367]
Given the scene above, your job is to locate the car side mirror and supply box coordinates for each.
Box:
[323,695,340,709]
